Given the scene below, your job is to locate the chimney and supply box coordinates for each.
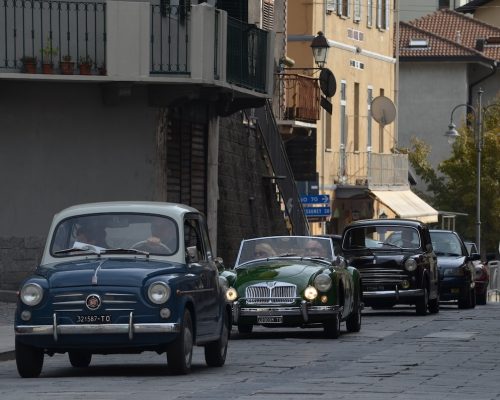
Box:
[456,31,461,44]
[475,39,485,52]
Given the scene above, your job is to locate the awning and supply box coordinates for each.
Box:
[370,189,438,223]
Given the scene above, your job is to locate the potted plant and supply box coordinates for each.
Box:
[98,62,106,76]
[78,55,93,75]
[20,56,37,73]
[40,39,58,74]
[59,55,74,75]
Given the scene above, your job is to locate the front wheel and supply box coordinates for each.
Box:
[16,339,44,378]
[428,294,440,314]
[323,313,341,339]
[477,289,487,305]
[415,287,428,316]
[204,311,230,367]
[167,310,194,375]
[346,291,362,333]
[68,350,92,368]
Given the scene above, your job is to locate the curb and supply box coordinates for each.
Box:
[0,290,17,303]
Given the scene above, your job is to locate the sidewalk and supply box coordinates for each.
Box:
[0,290,16,361]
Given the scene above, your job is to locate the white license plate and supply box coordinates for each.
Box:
[76,315,111,324]
[257,316,283,324]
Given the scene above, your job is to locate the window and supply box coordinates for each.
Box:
[354,83,360,151]
[367,0,373,27]
[367,87,373,152]
[354,0,361,22]
[376,0,390,30]
[327,0,336,13]
[409,38,428,48]
[337,0,350,17]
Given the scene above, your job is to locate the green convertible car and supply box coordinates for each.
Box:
[222,236,363,338]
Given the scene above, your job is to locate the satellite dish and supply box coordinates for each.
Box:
[319,68,336,98]
[371,96,396,125]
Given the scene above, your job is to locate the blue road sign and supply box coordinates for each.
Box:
[300,194,330,204]
[304,206,331,217]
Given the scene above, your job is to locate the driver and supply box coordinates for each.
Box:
[304,239,327,257]
[145,219,176,252]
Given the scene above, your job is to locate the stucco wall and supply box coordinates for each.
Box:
[398,63,468,172]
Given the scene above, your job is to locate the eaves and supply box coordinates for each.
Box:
[399,55,490,63]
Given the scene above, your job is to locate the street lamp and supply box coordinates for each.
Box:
[310,31,330,69]
[445,89,483,254]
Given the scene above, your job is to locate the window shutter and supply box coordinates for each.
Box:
[262,0,274,31]
[385,0,390,29]
[367,0,372,27]
[376,0,382,28]
[326,0,336,13]
[337,0,342,16]
[354,0,361,21]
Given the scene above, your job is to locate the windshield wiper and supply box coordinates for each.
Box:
[54,247,102,256]
[381,242,402,249]
[103,248,150,256]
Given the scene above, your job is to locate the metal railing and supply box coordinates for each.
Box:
[226,17,267,93]
[331,151,408,187]
[150,2,190,74]
[252,100,310,235]
[273,73,320,123]
[1,0,106,73]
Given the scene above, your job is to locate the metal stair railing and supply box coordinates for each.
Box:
[250,100,310,235]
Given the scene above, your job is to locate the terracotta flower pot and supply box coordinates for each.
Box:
[79,63,92,75]
[22,61,37,73]
[60,61,75,75]
[42,63,54,74]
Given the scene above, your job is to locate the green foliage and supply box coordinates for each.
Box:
[41,38,58,59]
[406,101,500,255]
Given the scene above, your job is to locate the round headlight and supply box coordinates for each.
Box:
[404,258,417,272]
[304,286,318,300]
[20,283,43,306]
[314,274,332,292]
[226,287,238,302]
[148,282,171,304]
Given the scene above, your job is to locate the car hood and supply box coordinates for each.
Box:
[436,256,467,269]
[36,258,185,288]
[233,259,327,289]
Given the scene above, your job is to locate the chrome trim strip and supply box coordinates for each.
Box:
[177,288,214,295]
[238,305,342,317]
[363,289,424,298]
[128,312,133,340]
[54,309,83,312]
[53,313,58,342]
[53,301,86,305]
[15,322,180,336]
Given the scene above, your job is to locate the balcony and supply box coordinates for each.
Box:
[331,151,409,188]
[273,73,320,133]
[0,0,272,101]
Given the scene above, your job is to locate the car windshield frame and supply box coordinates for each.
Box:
[235,236,335,267]
[430,231,464,257]
[49,212,179,258]
[342,224,422,251]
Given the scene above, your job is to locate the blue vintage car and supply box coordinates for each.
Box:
[15,202,231,377]
[222,236,363,338]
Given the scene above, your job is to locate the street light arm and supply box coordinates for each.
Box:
[449,103,477,124]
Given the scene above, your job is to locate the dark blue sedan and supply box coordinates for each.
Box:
[15,202,231,377]
[430,229,478,309]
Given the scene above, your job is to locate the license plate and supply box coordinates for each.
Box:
[257,316,283,324]
[76,315,111,324]
[450,288,460,294]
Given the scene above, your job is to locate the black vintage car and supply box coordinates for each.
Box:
[341,219,440,315]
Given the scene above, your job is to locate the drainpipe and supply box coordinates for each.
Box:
[468,60,498,106]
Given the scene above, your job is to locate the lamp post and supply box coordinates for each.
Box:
[310,31,330,68]
[444,89,483,254]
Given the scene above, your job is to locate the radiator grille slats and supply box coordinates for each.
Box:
[52,292,138,312]
[245,282,297,304]
[358,268,408,285]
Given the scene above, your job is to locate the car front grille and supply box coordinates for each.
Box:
[52,292,138,312]
[358,268,409,285]
[245,282,297,304]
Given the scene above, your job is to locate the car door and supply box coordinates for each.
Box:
[184,214,219,338]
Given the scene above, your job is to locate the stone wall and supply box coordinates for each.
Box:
[217,111,288,267]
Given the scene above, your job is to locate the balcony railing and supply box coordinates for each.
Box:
[273,73,320,123]
[0,0,106,74]
[226,16,267,93]
[0,1,271,96]
[331,151,408,187]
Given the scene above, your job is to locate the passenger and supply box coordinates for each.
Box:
[254,242,277,258]
[304,239,327,257]
[75,224,107,248]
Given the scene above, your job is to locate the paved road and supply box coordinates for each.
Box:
[1,302,500,399]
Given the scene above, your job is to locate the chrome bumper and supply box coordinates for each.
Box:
[363,288,424,300]
[232,300,342,324]
[15,313,180,341]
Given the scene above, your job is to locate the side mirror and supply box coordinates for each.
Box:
[469,253,481,261]
[186,246,199,263]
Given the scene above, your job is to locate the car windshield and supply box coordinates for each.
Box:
[430,231,463,257]
[343,225,421,250]
[50,213,179,257]
[235,236,335,267]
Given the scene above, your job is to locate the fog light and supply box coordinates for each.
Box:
[160,308,171,319]
[401,280,410,289]
[304,286,318,300]
[320,295,328,303]
[21,310,31,321]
